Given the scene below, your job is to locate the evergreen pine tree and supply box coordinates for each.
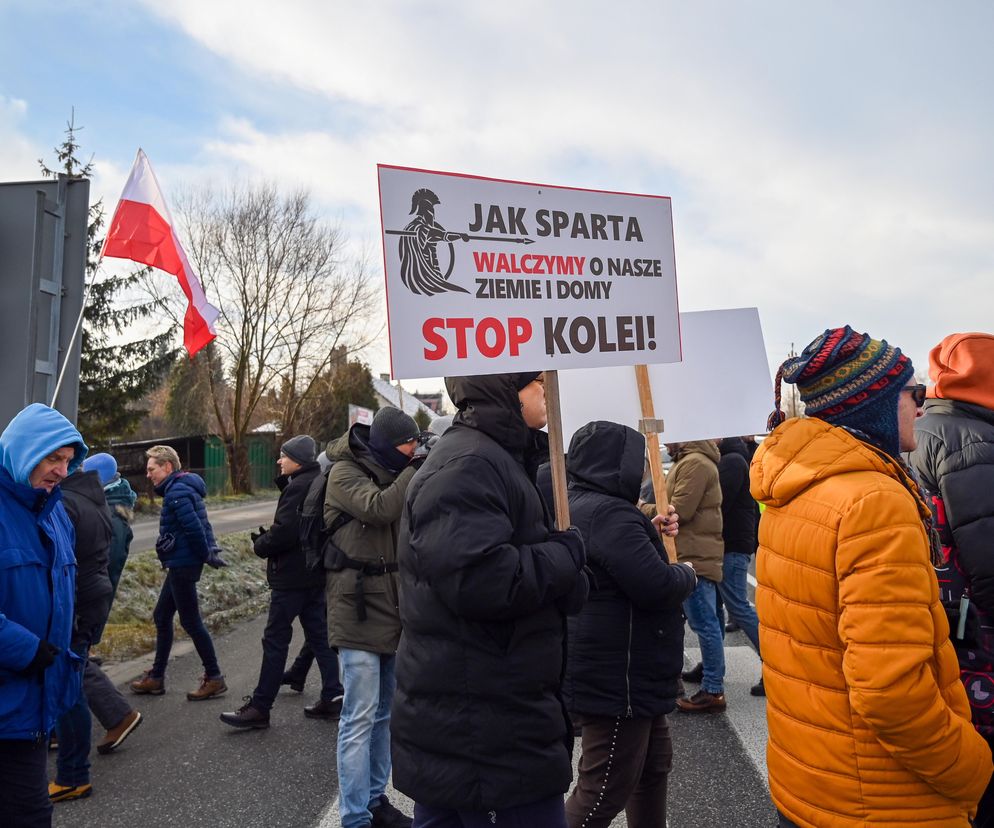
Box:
[41,114,178,447]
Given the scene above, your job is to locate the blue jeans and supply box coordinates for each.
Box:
[55,643,91,786]
[151,565,221,679]
[338,649,395,828]
[251,587,342,712]
[683,578,725,694]
[717,552,761,655]
[414,794,568,827]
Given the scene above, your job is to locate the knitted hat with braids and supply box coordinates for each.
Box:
[767,325,914,457]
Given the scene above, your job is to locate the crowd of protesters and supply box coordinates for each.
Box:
[2,326,994,827]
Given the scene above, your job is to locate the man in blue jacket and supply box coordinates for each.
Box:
[0,403,88,827]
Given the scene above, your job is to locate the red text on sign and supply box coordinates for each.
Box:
[423,317,533,361]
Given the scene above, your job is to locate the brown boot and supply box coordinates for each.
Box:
[97,710,143,755]
[130,671,164,696]
[676,689,727,713]
[187,674,227,701]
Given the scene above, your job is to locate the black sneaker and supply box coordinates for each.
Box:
[370,795,412,828]
[219,698,270,729]
[681,662,704,683]
[725,620,740,633]
[281,671,305,693]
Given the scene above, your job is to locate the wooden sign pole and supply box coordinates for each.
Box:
[543,370,571,531]
[635,364,678,563]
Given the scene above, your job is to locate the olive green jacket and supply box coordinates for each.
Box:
[323,427,417,654]
[665,440,724,582]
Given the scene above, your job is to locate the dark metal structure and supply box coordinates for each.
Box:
[0,175,89,429]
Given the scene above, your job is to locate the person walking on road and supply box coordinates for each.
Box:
[656,440,726,713]
[324,407,423,828]
[130,445,227,701]
[562,420,694,828]
[909,332,994,827]
[220,435,344,729]
[0,403,87,827]
[755,325,992,827]
[392,372,587,828]
[715,436,764,696]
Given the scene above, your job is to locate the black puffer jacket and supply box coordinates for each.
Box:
[253,461,323,591]
[911,398,994,614]
[392,373,586,811]
[718,437,759,554]
[563,421,696,718]
[60,469,114,644]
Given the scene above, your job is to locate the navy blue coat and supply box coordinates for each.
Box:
[154,471,217,569]
[564,421,697,718]
[0,403,87,739]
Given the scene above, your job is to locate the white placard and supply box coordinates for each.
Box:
[348,404,375,426]
[558,308,774,445]
[378,164,681,379]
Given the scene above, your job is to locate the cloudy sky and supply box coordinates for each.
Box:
[3,0,993,394]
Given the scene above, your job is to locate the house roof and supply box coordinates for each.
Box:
[371,377,439,420]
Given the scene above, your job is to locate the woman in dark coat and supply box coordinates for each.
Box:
[392,372,587,827]
[563,420,697,828]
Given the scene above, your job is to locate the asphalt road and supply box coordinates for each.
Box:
[49,614,774,828]
[131,499,281,552]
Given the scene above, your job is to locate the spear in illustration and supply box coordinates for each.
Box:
[386,230,535,244]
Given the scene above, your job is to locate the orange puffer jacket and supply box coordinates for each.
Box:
[751,417,992,827]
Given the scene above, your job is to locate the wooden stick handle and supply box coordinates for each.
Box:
[635,364,678,563]
[543,370,571,531]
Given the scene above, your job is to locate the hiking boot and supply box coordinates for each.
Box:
[676,689,727,713]
[187,674,227,701]
[130,671,165,695]
[304,696,343,720]
[750,676,766,697]
[49,782,93,802]
[281,671,305,693]
[681,662,703,683]
[219,699,270,729]
[96,710,143,755]
[370,795,413,828]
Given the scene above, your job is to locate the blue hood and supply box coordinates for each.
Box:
[0,403,87,487]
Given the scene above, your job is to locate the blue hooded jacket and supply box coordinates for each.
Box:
[0,403,87,739]
[155,471,217,568]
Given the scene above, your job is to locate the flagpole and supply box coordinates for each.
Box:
[50,253,101,409]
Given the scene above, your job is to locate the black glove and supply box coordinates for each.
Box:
[549,526,586,569]
[19,640,59,678]
[250,526,267,543]
[205,547,228,569]
[412,432,439,460]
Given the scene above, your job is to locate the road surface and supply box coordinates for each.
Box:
[131,498,281,552]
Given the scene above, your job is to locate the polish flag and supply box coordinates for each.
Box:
[101,149,219,356]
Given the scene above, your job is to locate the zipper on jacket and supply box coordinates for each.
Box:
[625,605,634,718]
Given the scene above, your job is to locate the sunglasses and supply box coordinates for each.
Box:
[902,383,927,408]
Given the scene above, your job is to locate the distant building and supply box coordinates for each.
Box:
[373,375,439,421]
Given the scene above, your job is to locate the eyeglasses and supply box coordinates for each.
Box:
[902,383,927,408]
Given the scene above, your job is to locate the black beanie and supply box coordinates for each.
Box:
[369,407,419,447]
[281,435,317,465]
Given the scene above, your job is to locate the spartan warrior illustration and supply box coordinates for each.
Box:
[398,188,470,296]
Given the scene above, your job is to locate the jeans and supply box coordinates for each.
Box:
[285,641,314,681]
[338,649,395,828]
[0,738,51,827]
[716,552,761,655]
[683,578,726,694]
[151,565,221,679]
[414,794,568,828]
[251,587,342,712]
[55,642,91,786]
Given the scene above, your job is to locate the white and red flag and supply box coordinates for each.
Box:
[101,149,219,356]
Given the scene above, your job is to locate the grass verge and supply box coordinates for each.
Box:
[92,530,271,663]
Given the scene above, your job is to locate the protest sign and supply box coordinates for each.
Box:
[558,308,774,445]
[348,404,375,427]
[378,164,682,379]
